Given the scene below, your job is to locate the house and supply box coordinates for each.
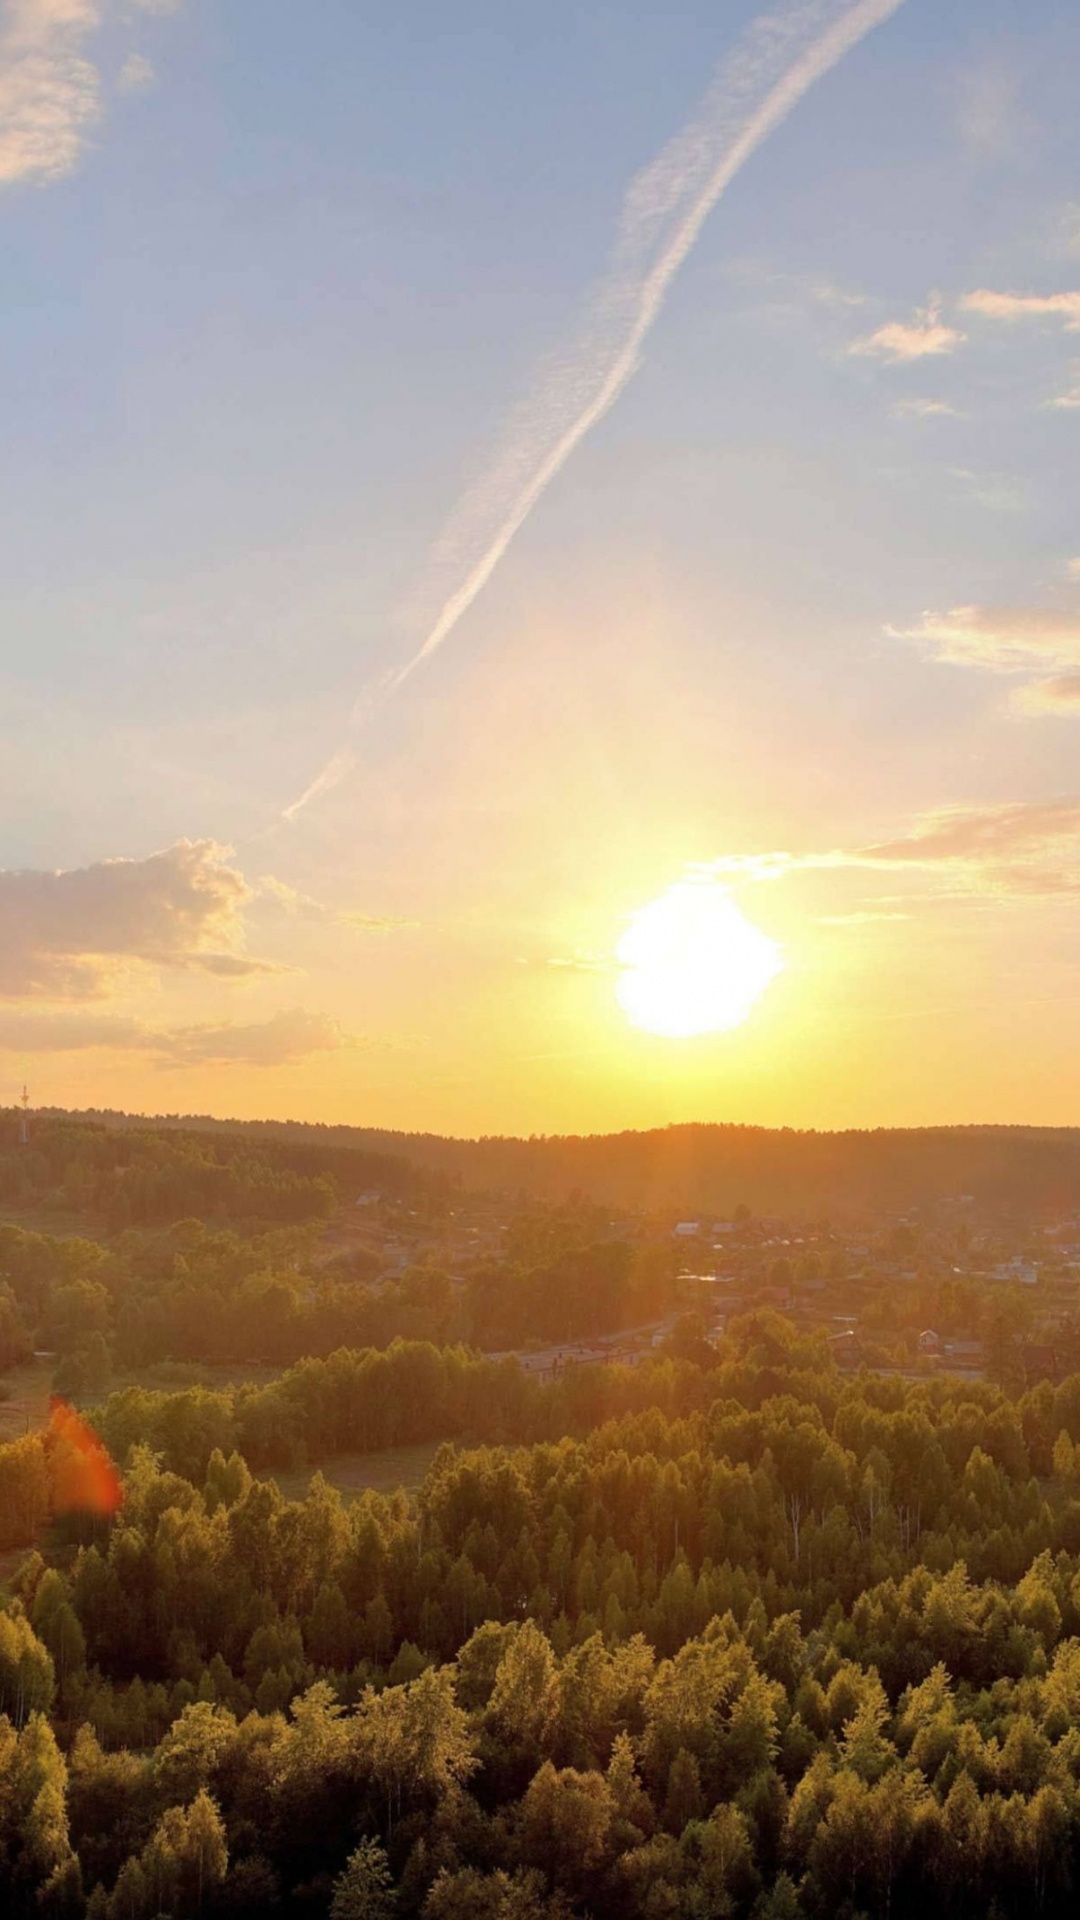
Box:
[759,1286,795,1311]
[1022,1344,1062,1384]
[827,1329,865,1371]
[673,1222,701,1238]
[943,1339,984,1367]
[917,1329,941,1355]
[990,1260,1039,1286]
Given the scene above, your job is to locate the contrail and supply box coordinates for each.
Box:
[285,0,906,820]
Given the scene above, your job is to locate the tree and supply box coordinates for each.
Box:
[0,1611,56,1725]
[663,1748,704,1833]
[330,1839,396,1920]
[519,1761,614,1899]
[423,1868,571,1920]
[110,1789,227,1918]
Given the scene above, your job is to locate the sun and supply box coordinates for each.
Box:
[615,878,783,1038]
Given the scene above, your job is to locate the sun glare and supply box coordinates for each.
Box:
[615,879,783,1038]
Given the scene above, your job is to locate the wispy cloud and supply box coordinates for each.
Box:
[0,840,269,997]
[856,802,1080,872]
[850,299,964,363]
[705,800,1080,899]
[947,469,1028,514]
[890,604,1080,674]
[0,0,177,188]
[817,910,911,925]
[889,603,1080,720]
[1056,205,1080,259]
[1047,362,1080,410]
[153,1007,352,1067]
[891,396,959,418]
[955,58,1024,164]
[286,0,910,817]
[961,289,1080,330]
[117,51,154,94]
[807,277,866,310]
[1013,674,1080,716]
[0,1005,353,1066]
[257,874,416,934]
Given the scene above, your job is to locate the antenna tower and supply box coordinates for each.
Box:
[18,1086,30,1147]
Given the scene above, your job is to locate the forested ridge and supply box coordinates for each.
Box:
[0,1111,435,1236]
[47,1106,1080,1214]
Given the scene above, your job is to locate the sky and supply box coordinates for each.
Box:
[3,0,1080,1137]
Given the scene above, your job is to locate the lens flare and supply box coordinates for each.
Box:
[47,1399,124,1518]
[616,880,783,1038]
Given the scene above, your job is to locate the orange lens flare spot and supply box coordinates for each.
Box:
[46,1399,124,1518]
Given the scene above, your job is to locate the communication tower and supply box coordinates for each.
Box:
[18,1085,30,1147]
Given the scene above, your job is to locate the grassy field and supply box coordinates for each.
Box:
[1,1356,284,1445]
[260,1440,442,1504]
[0,1204,108,1242]
[105,1359,283,1396]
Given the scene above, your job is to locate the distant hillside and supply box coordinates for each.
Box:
[41,1109,1080,1218]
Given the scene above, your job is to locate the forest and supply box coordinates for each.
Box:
[54,1105,1080,1215]
[4,1112,1080,1914]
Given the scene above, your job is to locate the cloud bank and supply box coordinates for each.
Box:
[0,1005,351,1066]
[0,839,267,995]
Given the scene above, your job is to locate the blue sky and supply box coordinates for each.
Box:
[3,0,1080,1130]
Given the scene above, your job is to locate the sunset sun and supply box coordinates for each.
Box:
[615,879,783,1038]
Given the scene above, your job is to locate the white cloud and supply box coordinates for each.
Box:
[809,278,866,310]
[891,396,959,418]
[1067,558,1080,581]
[0,1005,353,1066]
[1047,363,1080,410]
[117,51,154,93]
[961,289,1080,331]
[0,839,270,996]
[850,300,965,364]
[889,604,1080,721]
[890,604,1080,675]
[0,0,102,187]
[0,0,179,188]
